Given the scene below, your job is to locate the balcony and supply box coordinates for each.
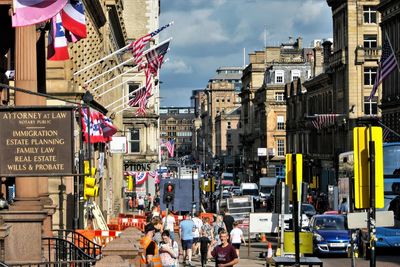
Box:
[356,47,380,64]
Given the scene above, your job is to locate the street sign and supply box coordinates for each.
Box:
[258,147,267,156]
[347,211,394,229]
[249,213,279,233]
[353,126,384,209]
[109,136,127,153]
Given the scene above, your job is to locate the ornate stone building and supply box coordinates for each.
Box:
[378,0,400,141]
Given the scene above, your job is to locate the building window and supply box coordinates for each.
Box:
[227,122,231,129]
[364,96,378,115]
[306,70,311,79]
[128,83,140,105]
[129,128,140,153]
[277,140,285,156]
[227,97,231,102]
[221,97,225,102]
[364,35,377,48]
[216,108,219,113]
[216,97,219,102]
[227,133,231,143]
[364,67,377,86]
[291,70,300,81]
[275,70,284,84]
[275,92,285,102]
[363,6,377,24]
[277,115,285,130]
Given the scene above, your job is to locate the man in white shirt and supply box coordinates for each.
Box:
[191,212,203,257]
[162,212,176,240]
[230,221,246,258]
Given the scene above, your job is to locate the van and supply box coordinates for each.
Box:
[240,183,260,208]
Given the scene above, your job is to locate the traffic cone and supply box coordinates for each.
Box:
[267,242,273,258]
[261,233,267,242]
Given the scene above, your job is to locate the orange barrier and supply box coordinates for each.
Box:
[118,217,146,231]
[76,230,122,247]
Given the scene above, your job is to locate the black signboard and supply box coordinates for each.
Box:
[0,107,74,176]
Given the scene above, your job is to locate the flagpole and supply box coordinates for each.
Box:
[105,85,145,109]
[377,120,400,139]
[97,73,141,97]
[91,65,139,92]
[384,31,400,73]
[74,22,174,76]
[84,38,172,85]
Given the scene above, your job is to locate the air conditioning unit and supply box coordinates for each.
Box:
[267,148,275,156]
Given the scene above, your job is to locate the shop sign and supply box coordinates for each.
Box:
[0,107,74,176]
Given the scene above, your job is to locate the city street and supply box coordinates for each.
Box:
[188,242,400,266]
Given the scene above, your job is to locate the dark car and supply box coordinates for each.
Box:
[302,204,317,218]
[309,214,351,256]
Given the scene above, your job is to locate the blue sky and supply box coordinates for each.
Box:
[159,0,332,106]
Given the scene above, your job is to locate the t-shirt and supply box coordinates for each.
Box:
[138,198,145,206]
[223,215,235,234]
[199,236,210,254]
[145,241,156,256]
[180,219,194,240]
[162,215,176,232]
[201,223,213,239]
[192,217,203,238]
[211,243,238,266]
[230,228,243,244]
[159,239,179,266]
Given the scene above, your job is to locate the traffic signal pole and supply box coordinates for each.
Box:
[368,126,376,267]
[292,155,300,266]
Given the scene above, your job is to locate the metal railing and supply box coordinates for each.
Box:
[51,230,101,259]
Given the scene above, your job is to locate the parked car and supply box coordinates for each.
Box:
[302,204,317,218]
[308,214,351,256]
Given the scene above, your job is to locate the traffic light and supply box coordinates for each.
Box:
[163,182,175,205]
[285,154,303,201]
[84,161,98,200]
[127,175,133,191]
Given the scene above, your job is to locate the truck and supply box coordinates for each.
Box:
[259,177,278,207]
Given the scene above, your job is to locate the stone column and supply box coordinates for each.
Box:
[0,25,47,264]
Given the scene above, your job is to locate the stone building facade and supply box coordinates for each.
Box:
[160,107,196,159]
[241,37,313,181]
[201,67,242,170]
[378,0,400,141]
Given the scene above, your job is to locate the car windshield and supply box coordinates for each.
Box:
[314,216,346,230]
[303,205,315,212]
[242,189,258,196]
[260,187,272,194]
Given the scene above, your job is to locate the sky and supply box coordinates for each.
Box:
[159,0,333,107]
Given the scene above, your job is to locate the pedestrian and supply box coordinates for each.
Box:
[179,213,195,266]
[129,197,134,211]
[140,223,162,267]
[201,217,214,241]
[147,193,153,211]
[152,216,163,246]
[339,197,349,214]
[208,230,239,266]
[230,221,246,258]
[223,208,235,236]
[151,205,160,218]
[213,214,226,245]
[162,212,176,241]
[199,230,211,267]
[138,196,145,215]
[191,212,203,257]
[159,230,179,267]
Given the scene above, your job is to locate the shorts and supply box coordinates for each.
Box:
[232,243,241,249]
[181,239,193,250]
[193,237,199,244]
[138,205,144,210]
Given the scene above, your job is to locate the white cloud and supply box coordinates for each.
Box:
[295,0,327,24]
[163,58,193,74]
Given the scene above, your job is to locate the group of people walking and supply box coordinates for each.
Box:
[140,208,244,267]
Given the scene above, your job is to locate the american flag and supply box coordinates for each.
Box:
[311,114,336,130]
[165,140,175,158]
[144,67,153,96]
[128,23,172,66]
[145,40,170,75]
[61,0,87,39]
[368,38,398,100]
[128,86,147,107]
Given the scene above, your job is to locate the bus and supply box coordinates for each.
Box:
[338,143,400,252]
